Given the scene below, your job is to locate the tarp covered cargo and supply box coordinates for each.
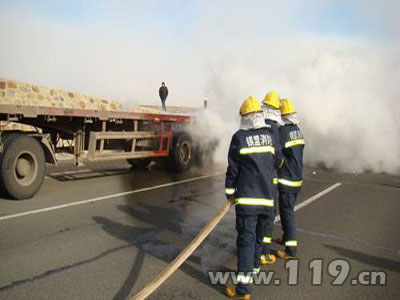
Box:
[0,77,123,111]
[0,77,197,116]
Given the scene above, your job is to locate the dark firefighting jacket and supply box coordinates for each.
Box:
[278,124,305,193]
[225,127,279,215]
[265,119,283,185]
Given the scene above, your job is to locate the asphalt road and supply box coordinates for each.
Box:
[0,160,399,300]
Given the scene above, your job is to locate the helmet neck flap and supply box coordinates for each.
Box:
[240,112,267,130]
[282,113,300,125]
[262,104,283,125]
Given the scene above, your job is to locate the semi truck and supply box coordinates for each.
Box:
[0,78,208,200]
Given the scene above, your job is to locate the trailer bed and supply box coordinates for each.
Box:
[0,78,203,200]
[0,104,195,122]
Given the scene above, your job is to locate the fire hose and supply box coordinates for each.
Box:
[129,200,233,300]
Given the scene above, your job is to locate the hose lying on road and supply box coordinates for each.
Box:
[129,201,233,300]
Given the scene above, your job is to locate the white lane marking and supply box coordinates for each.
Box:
[274,182,342,223]
[0,172,225,222]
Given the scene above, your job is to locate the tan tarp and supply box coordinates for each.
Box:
[0,77,123,111]
[0,77,197,116]
[0,121,35,132]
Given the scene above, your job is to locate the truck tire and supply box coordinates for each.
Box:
[194,140,218,168]
[170,132,193,172]
[127,158,152,169]
[0,133,46,200]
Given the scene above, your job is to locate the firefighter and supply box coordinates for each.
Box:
[260,91,283,265]
[159,82,168,111]
[225,96,279,299]
[276,99,305,260]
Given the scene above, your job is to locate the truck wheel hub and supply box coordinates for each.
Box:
[180,141,191,164]
[15,152,36,184]
[16,158,31,177]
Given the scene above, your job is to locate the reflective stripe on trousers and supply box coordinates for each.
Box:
[278,178,303,187]
[263,236,272,244]
[237,274,253,284]
[285,240,298,247]
[225,188,235,195]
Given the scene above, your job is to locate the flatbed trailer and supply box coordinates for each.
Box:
[0,102,203,200]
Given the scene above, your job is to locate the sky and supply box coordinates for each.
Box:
[0,0,399,173]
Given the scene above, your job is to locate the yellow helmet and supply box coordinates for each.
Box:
[240,96,262,116]
[280,98,296,115]
[262,91,280,109]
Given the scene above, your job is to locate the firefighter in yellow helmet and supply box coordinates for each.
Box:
[260,91,284,265]
[276,99,305,260]
[225,96,280,299]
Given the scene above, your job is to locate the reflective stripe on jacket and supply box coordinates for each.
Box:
[278,124,305,193]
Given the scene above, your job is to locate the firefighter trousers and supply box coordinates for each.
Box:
[279,191,298,256]
[262,186,278,256]
[236,213,272,295]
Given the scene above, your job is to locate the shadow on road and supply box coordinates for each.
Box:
[93,201,228,299]
[46,159,170,182]
[47,168,132,182]
[377,183,400,189]
[325,245,400,273]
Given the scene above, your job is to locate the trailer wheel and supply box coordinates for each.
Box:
[194,139,218,168]
[170,132,193,172]
[127,158,152,169]
[0,133,46,200]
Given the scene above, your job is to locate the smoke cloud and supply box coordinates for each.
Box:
[1,1,399,174]
[204,39,400,174]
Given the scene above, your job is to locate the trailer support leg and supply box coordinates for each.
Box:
[131,121,138,152]
[74,130,84,166]
[99,121,106,154]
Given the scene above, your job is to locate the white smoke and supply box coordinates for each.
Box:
[203,39,400,174]
[0,2,399,174]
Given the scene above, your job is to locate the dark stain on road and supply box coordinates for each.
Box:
[0,243,134,292]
